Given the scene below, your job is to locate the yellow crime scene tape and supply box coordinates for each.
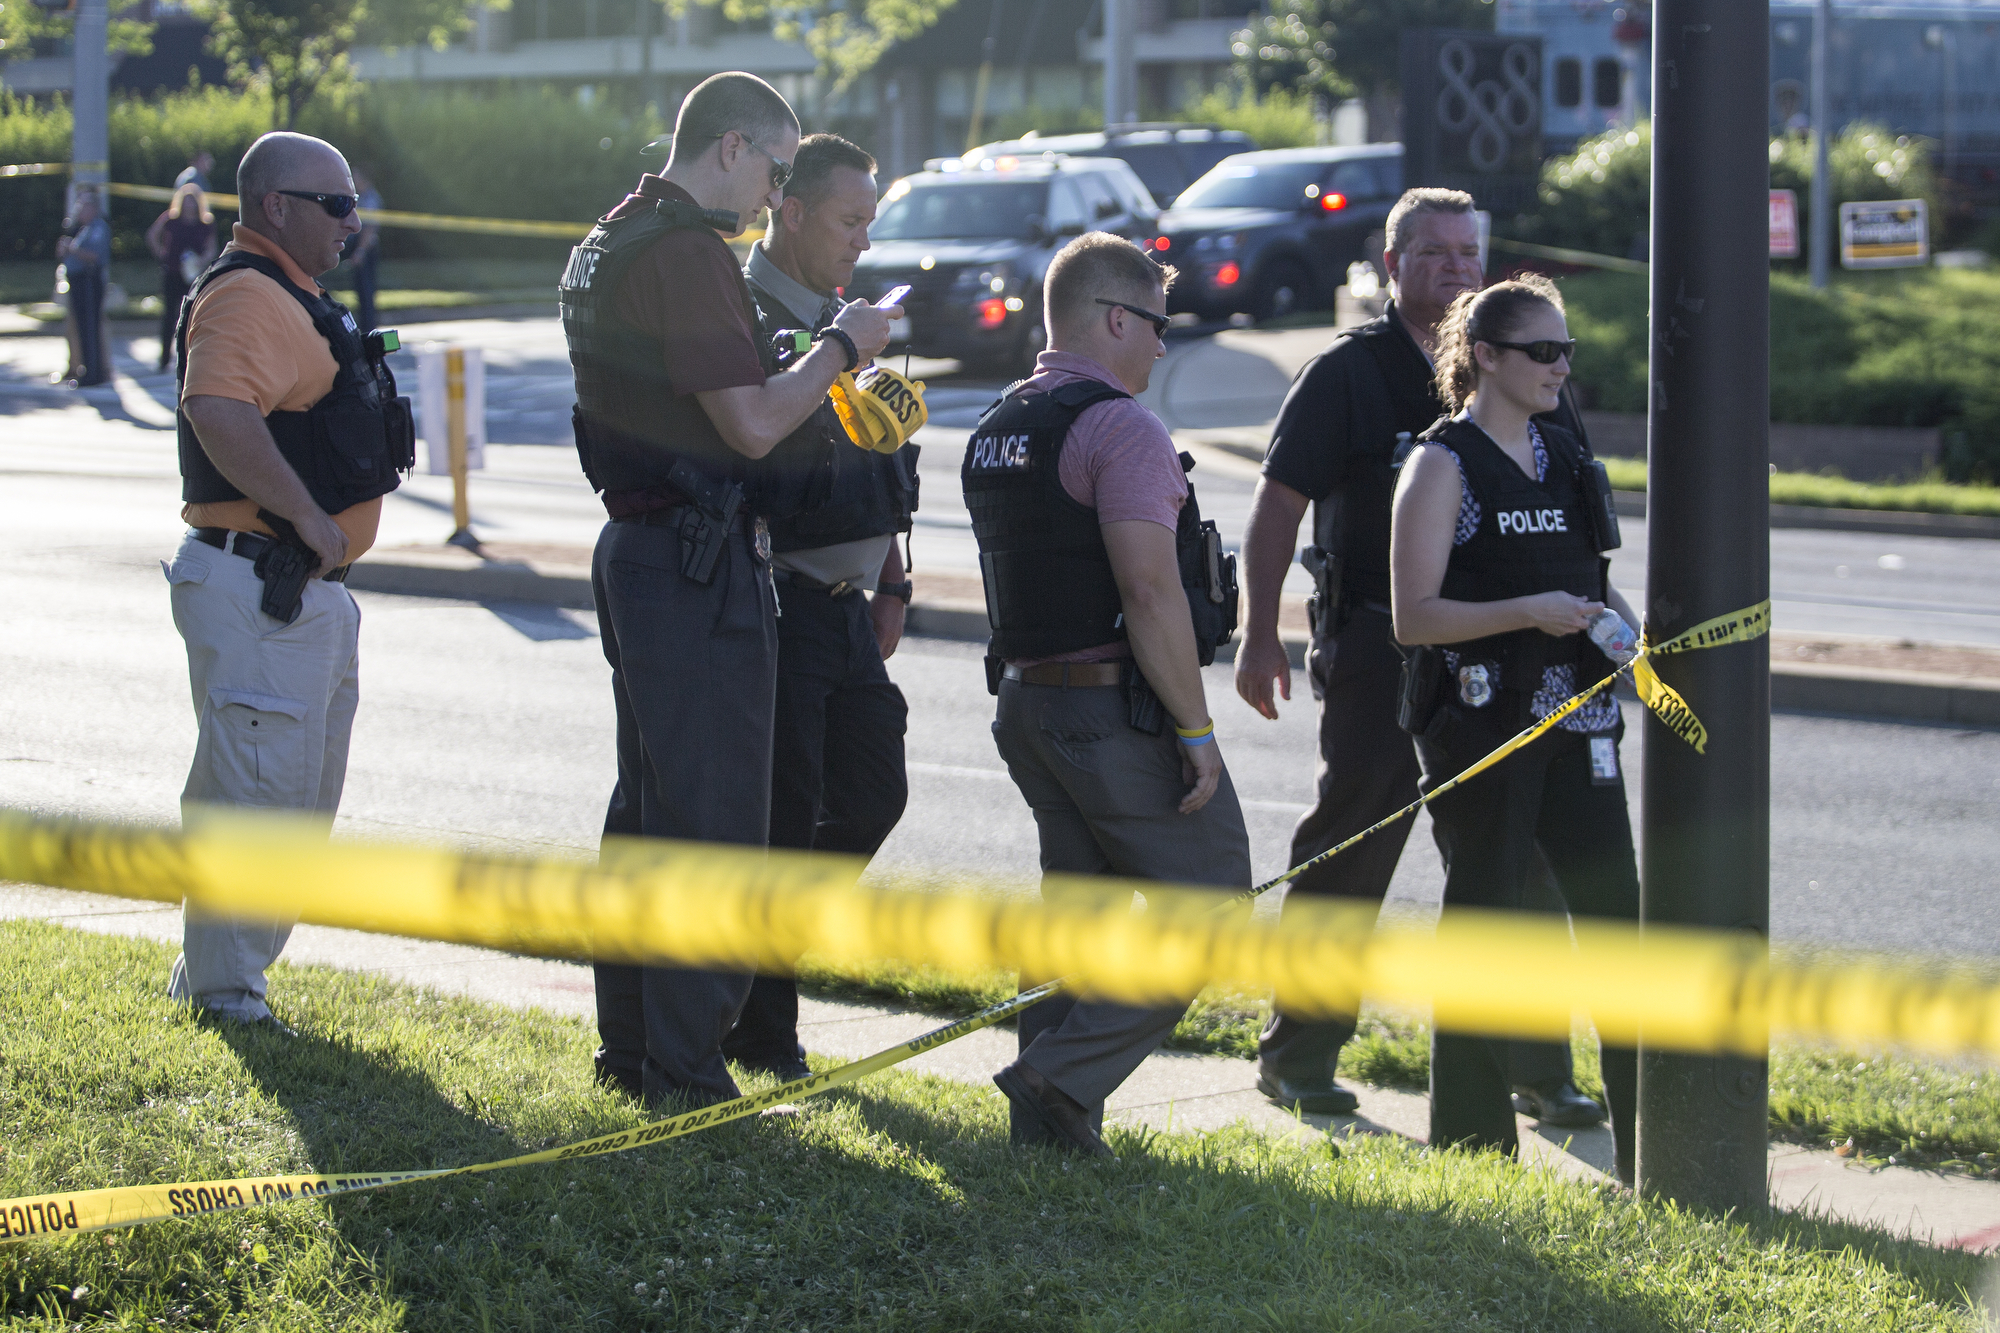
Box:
[8,167,776,244]
[0,598,1823,1237]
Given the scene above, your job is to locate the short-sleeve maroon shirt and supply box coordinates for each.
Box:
[593,177,765,510]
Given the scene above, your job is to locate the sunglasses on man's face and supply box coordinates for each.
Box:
[717,132,793,191]
[1096,298,1171,338]
[1484,338,1578,365]
[275,189,359,219]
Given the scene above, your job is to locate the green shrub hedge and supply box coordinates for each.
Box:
[1509,120,1938,264]
[1560,265,2000,481]
[0,85,667,265]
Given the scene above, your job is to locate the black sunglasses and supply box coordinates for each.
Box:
[1484,337,1578,364]
[275,189,359,219]
[717,131,792,191]
[1096,298,1170,338]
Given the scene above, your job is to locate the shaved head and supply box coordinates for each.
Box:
[235,131,361,277]
[237,132,350,225]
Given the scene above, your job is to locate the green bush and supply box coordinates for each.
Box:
[1560,265,2000,481]
[0,84,665,266]
[1511,120,1937,265]
[1180,83,1322,150]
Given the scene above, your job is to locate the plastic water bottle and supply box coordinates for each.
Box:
[1587,608,1640,666]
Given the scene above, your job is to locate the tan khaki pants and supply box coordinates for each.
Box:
[162,531,360,1020]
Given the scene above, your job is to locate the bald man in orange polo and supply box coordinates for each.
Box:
[164,131,412,1032]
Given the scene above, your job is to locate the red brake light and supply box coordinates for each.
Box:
[1320,192,1348,212]
[1152,236,1170,252]
[977,297,1009,329]
[1214,261,1241,287]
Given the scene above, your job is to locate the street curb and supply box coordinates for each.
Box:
[1611,491,2000,540]
[349,557,1999,728]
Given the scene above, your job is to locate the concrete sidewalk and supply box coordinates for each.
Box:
[7,879,1997,1253]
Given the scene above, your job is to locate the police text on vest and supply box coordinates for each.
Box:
[970,433,1032,470]
[1498,509,1567,535]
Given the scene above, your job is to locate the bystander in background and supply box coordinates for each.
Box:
[175,150,214,192]
[57,190,111,387]
[147,183,219,374]
[343,172,382,335]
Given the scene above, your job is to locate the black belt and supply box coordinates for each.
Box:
[192,527,350,583]
[613,503,748,534]
[771,569,862,598]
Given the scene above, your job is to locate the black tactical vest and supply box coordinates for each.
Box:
[175,250,412,514]
[1427,415,1612,689]
[560,197,757,497]
[746,276,919,551]
[963,381,1237,664]
[1312,306,1442,604]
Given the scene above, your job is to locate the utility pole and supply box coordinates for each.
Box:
[71,0,109,205]
[1102,0,1137,128]
[1809,0,1832,288]
[1637,0,1772,1215]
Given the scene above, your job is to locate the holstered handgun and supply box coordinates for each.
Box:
[666,459,744,586]
[1396,643,1446,738]
[252,509,318,624]
[1124,665,1165,736]
[1300,544,1344,641]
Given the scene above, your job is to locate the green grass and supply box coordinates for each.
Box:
[1597,456,2000,516]
[796,957,2000,1176]
[3,920,1991,1331]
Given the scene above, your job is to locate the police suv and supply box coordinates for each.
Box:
[845,154,1159,373]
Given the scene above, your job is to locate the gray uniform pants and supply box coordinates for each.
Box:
[163,531,361,1020]
[993,675,1251,1118]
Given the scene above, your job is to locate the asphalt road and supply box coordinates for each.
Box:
[2,320,1997,964]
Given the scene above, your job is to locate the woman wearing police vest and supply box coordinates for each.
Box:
[1389,274,1639,1184]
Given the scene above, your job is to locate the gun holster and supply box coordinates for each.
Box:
[666,460,745,586]
[1396,643,1447,738]
[1301,545,1346,640]
[251,508,317,624]
[1124,665,1166,736]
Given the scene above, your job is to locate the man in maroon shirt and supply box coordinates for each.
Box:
[965,234,1250,1156]
[561,72,896,1110]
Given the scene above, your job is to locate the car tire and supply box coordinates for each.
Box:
[1253,260,1314,324]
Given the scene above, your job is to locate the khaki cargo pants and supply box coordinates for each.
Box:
[162,531,360,1021]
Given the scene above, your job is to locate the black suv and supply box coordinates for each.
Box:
[845,155,1157,370]
[963,124,1259,207]
[1150,144,1403,323]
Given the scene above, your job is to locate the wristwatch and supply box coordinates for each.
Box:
[875,580,913,604]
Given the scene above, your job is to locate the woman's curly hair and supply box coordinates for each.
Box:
[1432,272,1565,412]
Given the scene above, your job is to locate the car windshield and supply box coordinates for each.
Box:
[1173,159,1326,211]
[871,181,1049,240]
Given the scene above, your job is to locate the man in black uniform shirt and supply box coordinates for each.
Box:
[1233,188,1601,1124]
[561,74,897,1109]
[721,133,919,1081]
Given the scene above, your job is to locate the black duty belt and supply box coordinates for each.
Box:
[771,569,863,598]
[613,503,749,534]
[192,527,351,583]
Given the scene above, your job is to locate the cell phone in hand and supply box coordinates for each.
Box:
[877,284,911,308]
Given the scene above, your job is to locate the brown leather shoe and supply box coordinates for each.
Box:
[993,1061,1114,1159]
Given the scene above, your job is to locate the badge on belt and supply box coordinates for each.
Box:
[1458,662,1494,708]
[752,516,771,564]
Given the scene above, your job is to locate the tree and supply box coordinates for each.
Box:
[0,0,155,67]
[1232,0,1492,110]
[700,0,960,99]
[196,0,489,130]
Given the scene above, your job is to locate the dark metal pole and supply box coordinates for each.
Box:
[1637,0,1772,1214]
[1809,0,1832,288]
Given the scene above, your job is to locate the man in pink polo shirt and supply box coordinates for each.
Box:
[962,232,1249,1157]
